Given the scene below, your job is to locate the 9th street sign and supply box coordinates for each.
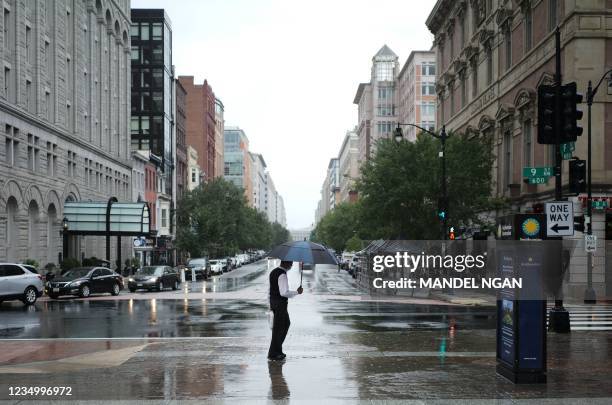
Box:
[545,201,574,237]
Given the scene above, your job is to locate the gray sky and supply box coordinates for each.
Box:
[132,0,437,229]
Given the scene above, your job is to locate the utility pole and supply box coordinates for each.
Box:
[548,27,571,333]
[441,126,448,241]
[585,79,596,303]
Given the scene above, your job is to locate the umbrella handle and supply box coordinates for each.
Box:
[300,267,303,287]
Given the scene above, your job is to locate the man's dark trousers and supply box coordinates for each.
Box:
[268,301,290,358]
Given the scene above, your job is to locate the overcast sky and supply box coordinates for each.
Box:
[132,0,437,229]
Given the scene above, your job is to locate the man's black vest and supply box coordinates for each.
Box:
[269,267,288,306]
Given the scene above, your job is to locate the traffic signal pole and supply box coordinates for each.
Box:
[441,126,448,241]
[585,80,596,303]
[549,27,571,333]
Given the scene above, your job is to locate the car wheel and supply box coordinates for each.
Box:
[172,280,179,290]
[157,281,163,291]
[48,293,59,300]
[79,284,91,298]
[22,287,38,305]
[111,283,120,296]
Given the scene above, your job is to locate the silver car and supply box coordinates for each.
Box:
[0,263,44,306]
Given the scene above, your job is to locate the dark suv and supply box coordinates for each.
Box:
[47,267,123,299]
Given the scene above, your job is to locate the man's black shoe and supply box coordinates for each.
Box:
[268,354,285,361]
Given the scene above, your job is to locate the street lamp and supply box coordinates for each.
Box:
[61,216,69,261]
[394,123,449,240]
[584,68,612,304]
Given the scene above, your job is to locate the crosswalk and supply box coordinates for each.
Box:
[547,304,612,331]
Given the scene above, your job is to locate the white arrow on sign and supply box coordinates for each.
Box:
[545,201,574,237]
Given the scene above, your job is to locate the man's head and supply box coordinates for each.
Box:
[280,260,293,270]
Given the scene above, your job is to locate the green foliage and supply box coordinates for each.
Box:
[82,257,100,267]
[23,259,39,269]
[345,234,363,252]
[312,203,362,252]
[356,132,495,239]
[177,177,290,257]
[60,258,80,272]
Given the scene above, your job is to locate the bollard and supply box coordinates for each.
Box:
[180,268,185,284]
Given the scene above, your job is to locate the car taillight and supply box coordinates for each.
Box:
[37,275,43,280]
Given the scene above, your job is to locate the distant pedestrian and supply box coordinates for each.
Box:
[268,260,303,361]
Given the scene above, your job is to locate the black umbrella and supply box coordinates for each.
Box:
[268,240,338,286]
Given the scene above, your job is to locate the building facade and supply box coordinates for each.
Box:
[214,97,224,179]
[178,76,216,181]
[187,145,201,191]
[1,0,132,266]
[354,45,400,165]
[338,130,359,203]
[250,152,267,213]
[398,50,437,141]
[223,126,252,204]
[426,0,612,297]
[175,77,187,201]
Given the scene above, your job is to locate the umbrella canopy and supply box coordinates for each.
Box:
[268,241,338,265]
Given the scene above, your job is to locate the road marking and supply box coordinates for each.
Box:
[0,336,244,341]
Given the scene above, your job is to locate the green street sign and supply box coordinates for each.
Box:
[523,167,553,178]
[593,200,609,209]
[561,142,575,154]
[526,177,549,185]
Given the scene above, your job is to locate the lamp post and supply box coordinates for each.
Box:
[394,123,448,240]
[584,69,612,304]
[61,216,69,261]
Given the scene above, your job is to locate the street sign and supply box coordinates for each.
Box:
[561,142,575,154]
[585,234,597,253]
[523,167,553,178]
[545,201,574,237]
[525,177,549,185]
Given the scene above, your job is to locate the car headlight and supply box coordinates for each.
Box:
[150,277,158,282]
[69,280,83,287]
[128,277,134,282]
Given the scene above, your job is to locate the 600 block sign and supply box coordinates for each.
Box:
[9,386,72,396]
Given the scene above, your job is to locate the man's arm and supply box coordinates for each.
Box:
[278,273,298,298]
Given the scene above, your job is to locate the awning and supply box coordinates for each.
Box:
[63,201,150,236]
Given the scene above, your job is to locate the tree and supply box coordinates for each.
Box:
[356,133,495,239]
[176,178,292,257]
[312,202,362,252]
[345,234,363,252]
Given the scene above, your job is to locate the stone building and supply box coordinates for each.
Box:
[0,0,132,266]
[426,0,612,296]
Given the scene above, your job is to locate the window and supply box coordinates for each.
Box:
[449,33,454,60]
[461,78,467,108]
[4,67,11,101]
[5,124,17,166]
[503,131,512,189]
[460,14,466,46]
[27,133,40,172]
[450,85,455,115]
[548,0,558,32]
[191,168,196,183]
[525,6,533,52]
[375,61,394,81]
[152,23,162,40]
[486,50,493,85]
[161,209,167,228]
[505,30,512,72]
[421,63,436,76]
[421,102,435,116]
[25,25,33,65]
[25,80,33,112]
[421,82,435,95]
[4,265,24,276]
[4,8,10,54]
[523,120,532,167]
[45,91,51,121]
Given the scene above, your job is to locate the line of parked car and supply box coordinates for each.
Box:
[1,251,268,307]
[339,252,362,279]
[185,250,266,280]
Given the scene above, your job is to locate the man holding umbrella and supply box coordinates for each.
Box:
[267,240,339,361]
[268,260,303,361]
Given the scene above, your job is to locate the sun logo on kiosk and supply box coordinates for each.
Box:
[521,218,540,238]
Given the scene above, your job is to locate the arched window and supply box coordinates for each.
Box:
[6,197,18,261]
[28,200,40,259]
[47,204,57,265]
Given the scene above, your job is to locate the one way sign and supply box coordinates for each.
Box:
[545,201,574,237]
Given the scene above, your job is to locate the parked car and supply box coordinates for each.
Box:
[209,260,224,275]
[302,262,314,270]
[127,266,180,292]
[47,267,123,299]
[0,263,44,306]
[186,258,209,279]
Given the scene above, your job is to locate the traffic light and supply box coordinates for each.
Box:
[574,215,585,233]
[560,82,584,142]
[569,158,586,194]
[537,84,557,144]
[437,197,447,221]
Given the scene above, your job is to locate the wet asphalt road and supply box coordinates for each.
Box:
[0,261,611,402]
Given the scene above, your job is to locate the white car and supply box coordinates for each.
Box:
[209,260,224,275]
[0,263,44,306]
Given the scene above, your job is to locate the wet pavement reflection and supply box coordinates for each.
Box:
[0,262,611,401]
